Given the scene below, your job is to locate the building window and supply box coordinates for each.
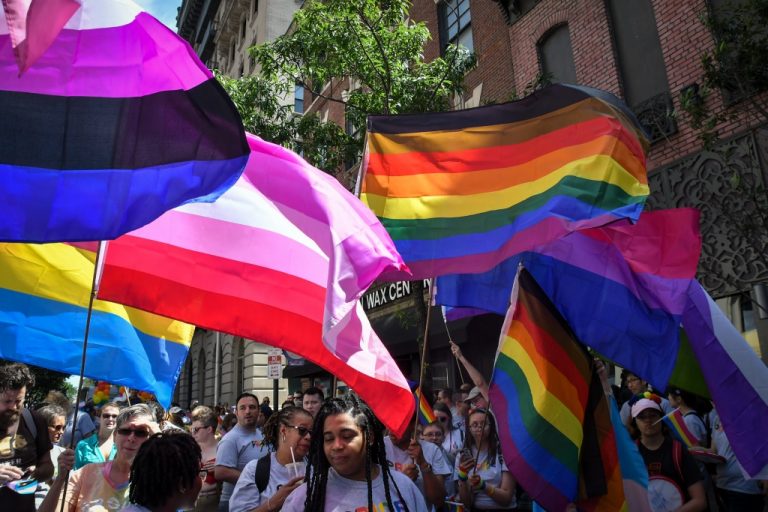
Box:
[499,0,540,25]
[439,0,473,53]
[197,350,206,404]
[185,357,193,406]
[236,339,245,397]
[607,0,676,142]
[294,84,304,113]
[537,24,577,84]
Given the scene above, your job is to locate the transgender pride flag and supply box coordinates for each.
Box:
[0,0,248,242]
[98,134,415,437]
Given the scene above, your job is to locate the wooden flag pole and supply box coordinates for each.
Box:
[413,278,436,440]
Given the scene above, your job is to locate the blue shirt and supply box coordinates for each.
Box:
[74,434,116,470]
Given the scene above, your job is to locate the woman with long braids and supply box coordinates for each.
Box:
[456,408,516,511]
[122,431,202,511]
[229,406,311,512]
[282,395,427,512]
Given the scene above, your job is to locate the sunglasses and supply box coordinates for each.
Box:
[435,415,449,423]
[192,426,210,434]
[102,414,118,419]
[116,428,150,438]
[285,424,311,438]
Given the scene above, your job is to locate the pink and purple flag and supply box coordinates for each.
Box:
[0,0,248,242]
[98,134,416,437]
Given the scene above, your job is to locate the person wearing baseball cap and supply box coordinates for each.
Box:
[631,394,706,512]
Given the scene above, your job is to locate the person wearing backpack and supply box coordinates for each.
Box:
[0,362,54,512]
[631,395,706,512]
[229,406,311,512]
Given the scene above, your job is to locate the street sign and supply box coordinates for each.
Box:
[267,348,283,379]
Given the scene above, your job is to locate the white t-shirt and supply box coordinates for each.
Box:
[215,425,267,502]
[384,437,452,499]
[229,453,302,512]
[453,449,515,510]
[282,466,428,512]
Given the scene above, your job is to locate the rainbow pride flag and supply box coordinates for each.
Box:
[361,84,649,279]
[0,242,193,406]
[415,387,437,425]
[490,268,613,511]
[661,409,700,448]
[0,0,248,242]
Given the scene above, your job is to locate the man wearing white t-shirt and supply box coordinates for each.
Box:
[214,393,267,512]
[385,421,452,510]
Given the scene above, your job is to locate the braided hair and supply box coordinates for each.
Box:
[261,406,312,452]
[303,395,409,512]
[128,431,202,509]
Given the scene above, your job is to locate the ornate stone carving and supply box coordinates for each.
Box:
[647,127,768,298]
[633,92,677,143]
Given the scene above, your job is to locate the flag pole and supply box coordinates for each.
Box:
[413,278,436,439]
[440,307,466,386]
[59,241,106,512]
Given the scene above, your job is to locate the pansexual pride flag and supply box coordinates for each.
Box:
[490,268,610,511]
[98,134,415,437]
[0,0,248,242]
[0,242,193,406]
[360,84,650,279]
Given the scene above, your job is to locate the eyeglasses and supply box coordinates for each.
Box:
[192,426,210,434]
[198,469,208,479]
[285,424,311,438]
[435,415,449,423]
[116,428,150,438]
[102,414,118,419]
[636,414,661,422]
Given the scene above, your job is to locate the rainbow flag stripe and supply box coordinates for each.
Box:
[490,268,595,511]
[662,409,700,448]
[0,242,193,406]
[416,387,437,425]
[361,84,649,279]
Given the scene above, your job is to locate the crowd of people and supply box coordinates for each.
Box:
[1,352,766,512]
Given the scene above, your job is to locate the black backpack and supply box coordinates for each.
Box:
[254,454,271,494]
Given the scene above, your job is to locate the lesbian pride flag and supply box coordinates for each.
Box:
[98,134,415,437]
[0,242,193,406]
[361,84,649,279]
[0,0,248,242]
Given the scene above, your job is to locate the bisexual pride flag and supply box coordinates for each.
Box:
[0,0,248,242]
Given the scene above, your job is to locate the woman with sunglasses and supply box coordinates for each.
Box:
[34,405,68,508]
[433,402,463,467]
[229,406,312,512]
[191,406,221,512]
[456,409,516,511]
[38,403,160,512]
[73,402,120,470]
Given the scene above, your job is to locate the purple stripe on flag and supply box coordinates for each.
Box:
[0,12,210,97]
[682,281,768,476]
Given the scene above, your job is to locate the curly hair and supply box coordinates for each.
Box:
[303,395,409,512]
[261,406,312,452]
[128,431,201,508]
[0,363,34,393]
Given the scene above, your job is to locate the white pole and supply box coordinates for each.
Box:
[214,332,221,406]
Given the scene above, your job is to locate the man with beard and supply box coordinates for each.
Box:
[214,393,267,512]
[0,363,53,511]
